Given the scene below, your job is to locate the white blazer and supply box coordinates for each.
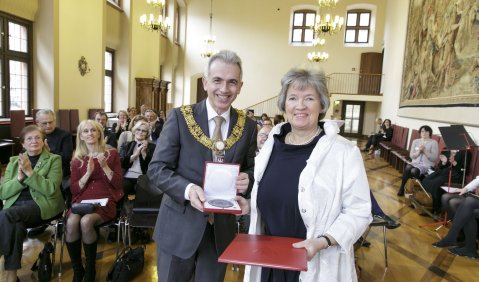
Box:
[244,121,372,282]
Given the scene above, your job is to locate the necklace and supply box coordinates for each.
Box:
[287,127,321,146]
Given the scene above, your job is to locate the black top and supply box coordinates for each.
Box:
[46,127,73,177]
[104,129,118,149]
[257,123,324,282]
[17,154,41,201]
[257,123,324,238]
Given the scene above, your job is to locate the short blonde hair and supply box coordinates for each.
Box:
[131,121,151,139]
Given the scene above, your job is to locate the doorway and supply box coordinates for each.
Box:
[341,101,364,137]
[196,78,207,102]
[358,52,383,95]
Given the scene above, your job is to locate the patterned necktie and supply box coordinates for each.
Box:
[212,116,225,162]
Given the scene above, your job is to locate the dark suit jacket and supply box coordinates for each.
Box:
[147,100,257,259]
[47,127,73,177]
[119,140,156,174]
[150,120,164,142]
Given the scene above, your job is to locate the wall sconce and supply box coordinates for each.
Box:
[78,56,90,76]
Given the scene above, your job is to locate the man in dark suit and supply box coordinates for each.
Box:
[147,50,257,282]
[144,109,164,143]
[95,111,118,149]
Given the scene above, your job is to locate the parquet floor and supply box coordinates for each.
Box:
[1,138,479,281]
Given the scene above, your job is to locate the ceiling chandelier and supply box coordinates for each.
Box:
[139,0,171,33]
[312,0,344,36]
[307,51,329,63]
[201,0,218,58]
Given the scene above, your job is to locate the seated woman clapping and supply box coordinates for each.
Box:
[0,125,65,282]
[397,125,439,196]
[432,176,479,259]
[120,121,156,195]
[65,120,123,282]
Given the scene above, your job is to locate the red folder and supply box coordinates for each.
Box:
[218,234,308,271]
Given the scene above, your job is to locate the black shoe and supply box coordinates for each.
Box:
[397,190,405,196]
[356,236,371,247]
[382,215,401,229]
[27,225,48,238]
[448,247,479,259]
[432,239,457,248]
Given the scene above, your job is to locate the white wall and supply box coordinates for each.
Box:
[182,0,385,117]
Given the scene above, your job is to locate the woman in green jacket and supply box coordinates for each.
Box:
[0,125,65,282]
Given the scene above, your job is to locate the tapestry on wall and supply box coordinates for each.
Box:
[400,0,479,108]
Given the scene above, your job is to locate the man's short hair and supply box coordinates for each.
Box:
[95,111,108,120]
[35,109,55,122]
[204,50,243,80]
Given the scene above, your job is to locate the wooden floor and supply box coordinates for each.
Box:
[2,138,479,281]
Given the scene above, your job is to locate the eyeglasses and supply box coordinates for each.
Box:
[136,129,148,133]
[258,133,269,139]
[25,136,43,142]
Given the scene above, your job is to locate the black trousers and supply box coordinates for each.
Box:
[442,195,479,253]
[123,177,138,196]
[156,223,226,282]
[0,200,43,270]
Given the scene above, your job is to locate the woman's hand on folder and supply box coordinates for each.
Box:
[293,236,332,261]
[235,195,250,215]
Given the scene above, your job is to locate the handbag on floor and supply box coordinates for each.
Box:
[107,246,145,282]
[31,241,54,282]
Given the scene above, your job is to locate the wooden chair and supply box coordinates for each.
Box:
[0,110,26,156]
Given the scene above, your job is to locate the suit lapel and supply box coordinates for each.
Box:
[34,150,50,171]
[225,108,239,163]
[193,100,213,162]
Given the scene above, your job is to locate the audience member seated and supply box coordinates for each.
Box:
[246,109,255,121]
[33,109,74,236]
[366,119,393,155]
[120,121,156,196]
[95,111,118,149]
[127,106,137,122]
[432,176,479,259]
[363,118,383,151]
[397,125,439,196]
[422,150,468,214]
[117,115,148,151]
[256,125,272,155]
[273,114,285,125]
[111,110,129,140]
[0,125,65,282]
[65,120,123,282]
[144,109,164,143]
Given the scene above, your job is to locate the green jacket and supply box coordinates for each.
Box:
[0,149,65,220]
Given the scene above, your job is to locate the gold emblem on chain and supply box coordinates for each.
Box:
[180,105,245,152]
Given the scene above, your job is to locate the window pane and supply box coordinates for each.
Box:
[304,29,314,42]
[345,105,353,118]
[345,29,356,42]
[344,119,351,132]
[292,29,302,42]
[305,13,316,26]
[8,21,28,53]
[293,13,303,26]
[359,13,370,26]
[105,51,113,71]
[351,119,359,133]
[9,60,28,111]
[346,13,357,26]
[352,105,360,118]
[358,30,369,42]
[104,76,112,113]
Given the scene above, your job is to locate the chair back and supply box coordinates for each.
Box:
[10,110,26,138]
[133,175,163,214]
[57,109,71,132]
[70,109,80,134]
[408,129,420,150]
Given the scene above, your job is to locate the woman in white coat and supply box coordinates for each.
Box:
[243,68,372,282]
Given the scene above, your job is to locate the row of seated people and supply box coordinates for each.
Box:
[363,118,393,155]
[0,117,156,282]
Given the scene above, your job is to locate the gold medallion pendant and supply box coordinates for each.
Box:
[180,105,245,152]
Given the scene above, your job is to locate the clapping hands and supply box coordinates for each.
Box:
[17,152,33,181]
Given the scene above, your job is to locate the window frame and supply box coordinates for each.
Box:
[344,9,371,44]
[290,9,316,46]
[0,11,33,118]
[104,48,115,113]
